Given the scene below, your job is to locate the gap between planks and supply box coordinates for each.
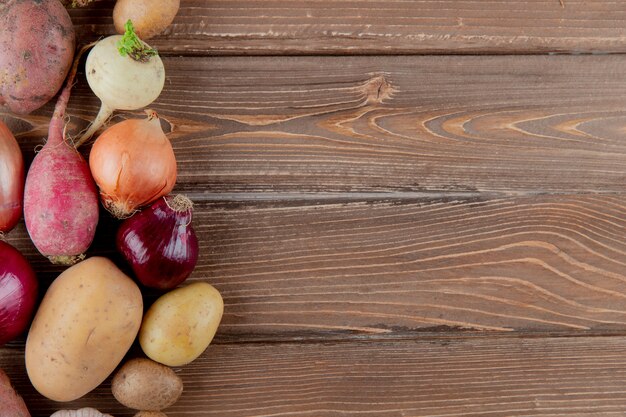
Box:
[4,329,626,351]
[183,191,626,203]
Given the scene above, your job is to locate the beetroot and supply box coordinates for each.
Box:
[0,0,75,115]
[23,48,99,266]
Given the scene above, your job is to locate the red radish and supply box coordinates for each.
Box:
[23,46,99,266]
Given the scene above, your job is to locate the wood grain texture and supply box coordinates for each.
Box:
[3,55,626,195]
[3,4,626,415]
[6,336,626,416]
[68,0,626,55]
[3,194,625,341]
[125,194,626,337]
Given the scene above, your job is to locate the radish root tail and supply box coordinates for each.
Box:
[48,253,86,266]
[75,103,114,148]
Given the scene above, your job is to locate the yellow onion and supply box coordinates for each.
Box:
[0,120,23,233]
[89,110,176,218]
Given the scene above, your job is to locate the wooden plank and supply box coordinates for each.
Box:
[6,336,626,416]
[68,0,626,55]
[4,194,626,340]
[3,55,626,195]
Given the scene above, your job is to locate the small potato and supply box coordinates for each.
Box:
[112,358,182,411]
[135,412,168,417]
[113,0,180,40]
[139,282,223,366]
[25,257,143,402]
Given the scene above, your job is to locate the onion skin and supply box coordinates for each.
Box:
[89,111,176,219]
[113,0,180,39]
[0,241,38,345]
[117,195,198,290]
[0,121,23,233]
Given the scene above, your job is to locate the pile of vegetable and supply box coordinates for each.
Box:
[0,1,224,416]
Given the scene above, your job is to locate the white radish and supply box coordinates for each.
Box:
[76,20,165,147]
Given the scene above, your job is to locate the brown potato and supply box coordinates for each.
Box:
[134,412,168,417]
[113,0,180,40]
[25,257,143,402]
[112,358,182,411]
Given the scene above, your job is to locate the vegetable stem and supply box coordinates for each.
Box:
[49,42,95,147]
[117,20,158,63]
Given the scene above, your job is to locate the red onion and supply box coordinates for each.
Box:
[117,195,199,290]
[0,241,38,345]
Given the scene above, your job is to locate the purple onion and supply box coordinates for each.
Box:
[117,195,199,290]
[0,241,38,345]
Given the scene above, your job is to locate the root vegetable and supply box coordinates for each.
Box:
[26,257,143,402]
[76,21,165,146]
[112,358,183,411]
[140,282,223,366]
[0,120,23,233]
[0,0,75,114]
[23,46,99,265]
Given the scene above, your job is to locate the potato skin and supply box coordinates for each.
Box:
[0,0,75,114]
[112,358,182,411]
[113,0,180,40]
[25,257,143,402]
[139,282,223,366]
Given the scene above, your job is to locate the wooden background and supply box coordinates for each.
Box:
[1,0,626,416]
